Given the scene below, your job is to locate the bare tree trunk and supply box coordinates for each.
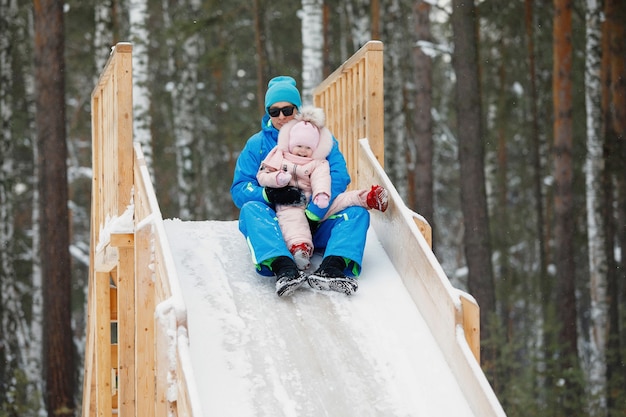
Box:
[584,0,608,414]
[382,0,408,190]
[524,0,548,297]
[33,0,75,415]
[552,0,583,413]
[605,0,626,413]
[371,0,379,40]
[409,0,434,230]
[599,3,621,415]
[450,0,497,381]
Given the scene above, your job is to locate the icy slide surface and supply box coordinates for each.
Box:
[165,219,475,417]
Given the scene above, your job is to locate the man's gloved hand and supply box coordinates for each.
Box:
[263,186,307,206]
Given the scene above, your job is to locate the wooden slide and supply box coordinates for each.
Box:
[82,41,506,417]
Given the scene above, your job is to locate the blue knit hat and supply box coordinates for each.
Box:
[264,76,302,111]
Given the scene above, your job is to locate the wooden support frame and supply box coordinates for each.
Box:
[85,42,202,417]
[84,39,503,417]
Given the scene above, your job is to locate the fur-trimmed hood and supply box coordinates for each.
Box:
[276,106,334,160]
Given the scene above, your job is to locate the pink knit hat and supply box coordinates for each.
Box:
[288,121,320,153]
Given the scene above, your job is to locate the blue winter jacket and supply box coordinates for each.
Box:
[231,114,351,219]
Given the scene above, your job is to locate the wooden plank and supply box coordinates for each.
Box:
[364,45,384,166]
[81,278,97,417]
[111,233,134,247]
[110,286,118,321]
[155,308,174,417]
[117,245,136,416]
[113,48,134,217]
[135,224,156,416]
[411,211,432,248]
[111,344,118,409]
[175,350,192,417]
[95,271,112,417]
[460,293,481,363]
[95,245,118,273]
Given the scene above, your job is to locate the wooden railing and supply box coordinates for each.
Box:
[314,41,504,417]
[314,41,385,175]
[83,43,201,417]
[313,41,432,247]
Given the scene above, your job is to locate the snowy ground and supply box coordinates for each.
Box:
[164,219,475,417]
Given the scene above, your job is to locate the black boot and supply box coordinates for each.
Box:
[271,256,306,297]
[308,256,358,295]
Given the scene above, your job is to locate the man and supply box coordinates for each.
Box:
[230,76,370,297]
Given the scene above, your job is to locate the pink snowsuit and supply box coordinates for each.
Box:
[257,118,372,254]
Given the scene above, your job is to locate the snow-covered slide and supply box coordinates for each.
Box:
[83,40,506,417]
[165,221,475,416]
[164,138,506,417]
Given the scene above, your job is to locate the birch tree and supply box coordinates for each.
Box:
[583,0,608,414]
[165,0,201,220]
[0,0,24,411]
[94,0,114,73]
[18,0,44,411]
[524,0,549,353]
[301,0,324,105]
[128,0,154,177]
[344,0,371,49]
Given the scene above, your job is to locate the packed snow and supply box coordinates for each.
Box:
[164,219,476,417]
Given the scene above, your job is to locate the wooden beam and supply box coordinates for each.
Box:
[111,233,134,247]
[460,293,480,364]
[135,225,156,415]
[95,271,112,416]
[117,244,136,416]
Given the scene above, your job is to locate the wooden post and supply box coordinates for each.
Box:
[86,42,135,417]
[95,271,112,416]
[460,293,481,364]
[135,224,156,415]
[111,234,136,415]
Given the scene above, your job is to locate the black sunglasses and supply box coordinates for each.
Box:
[268,105,296,117]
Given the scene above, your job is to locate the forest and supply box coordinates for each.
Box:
[1,0,625,416]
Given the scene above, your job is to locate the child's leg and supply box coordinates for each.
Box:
[276,206,313,269]
[322,185,388,221]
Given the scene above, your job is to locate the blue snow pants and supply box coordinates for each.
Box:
[238,201,370,277]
